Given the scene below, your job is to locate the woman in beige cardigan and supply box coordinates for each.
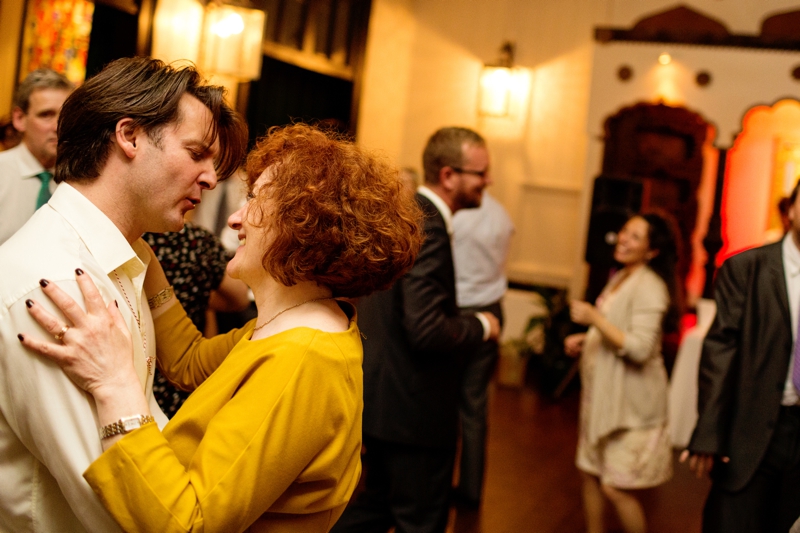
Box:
[565,213,681,533]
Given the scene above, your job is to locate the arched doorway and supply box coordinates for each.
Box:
[718,99,800,261]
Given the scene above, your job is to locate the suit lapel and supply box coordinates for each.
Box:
[767,242,791,329]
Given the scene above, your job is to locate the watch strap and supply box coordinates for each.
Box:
[99,414,155,439]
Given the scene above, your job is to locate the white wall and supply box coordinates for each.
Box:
[357,0,800,297]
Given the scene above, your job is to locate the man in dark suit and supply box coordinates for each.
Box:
[332,127,501,533]
[683,180,800,532]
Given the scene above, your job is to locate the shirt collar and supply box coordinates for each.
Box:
[784,233,800,277]
[12,143,47,179]
[417,185,454,236]
[48,183,148,275]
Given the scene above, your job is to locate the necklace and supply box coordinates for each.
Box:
[113,270,152,376]
[252,296,334,333]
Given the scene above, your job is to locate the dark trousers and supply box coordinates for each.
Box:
[455,301,503,503]
[703,405,800,533]
[331,436,455,533]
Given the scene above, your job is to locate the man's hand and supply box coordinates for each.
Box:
[564,332,586,357]
[479,312,501,341]
[679,449,729,479]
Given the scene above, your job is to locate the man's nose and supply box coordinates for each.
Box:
[199,165,219,190]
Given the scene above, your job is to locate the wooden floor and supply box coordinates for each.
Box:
[447,382,711,533]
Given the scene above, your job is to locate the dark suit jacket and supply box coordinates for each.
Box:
[688,241,793,491]
[359,193,485,449]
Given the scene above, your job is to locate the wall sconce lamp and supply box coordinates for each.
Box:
[479,41,516,117]
[152,0,265,82]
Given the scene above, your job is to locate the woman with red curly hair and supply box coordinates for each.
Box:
[19,124,423,533]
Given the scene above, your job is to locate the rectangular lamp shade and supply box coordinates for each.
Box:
[479,65,513,117]
[152,0,204,64]
[200,4,265,81]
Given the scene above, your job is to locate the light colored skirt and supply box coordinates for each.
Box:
[576,422,673,489]
[575,339,673,489]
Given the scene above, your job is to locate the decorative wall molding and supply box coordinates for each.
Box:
[520,181,582,194]
[507,261,573,290]
[596,5,800,52]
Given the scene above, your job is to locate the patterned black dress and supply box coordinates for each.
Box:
[144,222,231,418]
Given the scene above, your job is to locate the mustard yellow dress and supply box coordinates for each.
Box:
[83,302,364,533]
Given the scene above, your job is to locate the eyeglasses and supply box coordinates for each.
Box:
[450,166,489,179]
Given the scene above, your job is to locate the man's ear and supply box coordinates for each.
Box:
[11,107,26,133]
[115,118,139,159]
[439,166,457,192]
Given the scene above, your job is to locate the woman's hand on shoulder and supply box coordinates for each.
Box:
[564,332,586,357]
[18,269,138,400]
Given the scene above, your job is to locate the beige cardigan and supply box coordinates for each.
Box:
[582,265,670,445]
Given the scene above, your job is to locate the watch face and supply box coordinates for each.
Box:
[122,417,140,432]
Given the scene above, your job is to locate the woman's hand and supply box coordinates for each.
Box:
[564,332,586,357]
[679,450,729,479]
[18,269,138,400]
[570,301,600,326]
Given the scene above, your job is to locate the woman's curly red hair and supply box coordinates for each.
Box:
[244,124,423,298]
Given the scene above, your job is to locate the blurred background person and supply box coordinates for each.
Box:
[780,196,793,234]
[451,189,514,509]
[399,166,420,196]
[564,212,681,533]
[684,179,800,533]
[0,68,73,245]
[0,115,21,151]
[764,195,792,243]
[334,126,500,533]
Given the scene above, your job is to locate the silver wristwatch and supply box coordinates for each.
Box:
[99,415,155,439]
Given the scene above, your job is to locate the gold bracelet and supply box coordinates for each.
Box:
[147,286,174,309]
[99,415,155,439]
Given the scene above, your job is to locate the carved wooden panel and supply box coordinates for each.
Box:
[585,103,711,305]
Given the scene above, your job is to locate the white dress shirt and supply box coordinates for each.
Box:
[0,143,57,245]
[452,191,514,308]
[782,234,800,405]
[0,183,167,532]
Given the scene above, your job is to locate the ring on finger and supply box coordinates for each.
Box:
[54,325,70,342]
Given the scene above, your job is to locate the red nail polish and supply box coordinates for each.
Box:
[39,279,49,287]
[25,299,33,308]
[17,334,24,342]
[75,268,84,275]
[115,300,119,308]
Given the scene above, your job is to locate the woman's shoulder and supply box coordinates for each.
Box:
[244,308,361,362]
[631,266,669,302]
[638,265,666,285]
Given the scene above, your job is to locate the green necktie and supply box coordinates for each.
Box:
[35,171,52,209]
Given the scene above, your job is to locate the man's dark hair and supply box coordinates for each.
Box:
[422,126,485,185]
[639,211,683,333]
[55,57,247,184]
[789,179,800,206]
[13,69,73,113]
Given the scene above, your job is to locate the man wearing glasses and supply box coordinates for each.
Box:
[334,127,500,533]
